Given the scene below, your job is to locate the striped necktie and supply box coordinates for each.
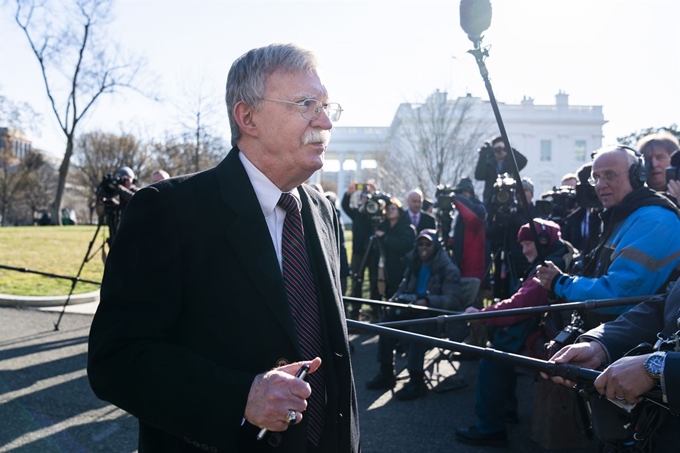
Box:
[277,192,325,445]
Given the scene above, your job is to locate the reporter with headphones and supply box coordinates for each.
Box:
[535,145,680,326]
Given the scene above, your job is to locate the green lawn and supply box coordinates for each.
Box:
[0,226,107,296]
[0,226,358,298]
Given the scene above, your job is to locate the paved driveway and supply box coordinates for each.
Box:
[0,307,594,452]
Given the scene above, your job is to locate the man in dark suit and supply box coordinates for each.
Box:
[88,43,360,453]
[406,188,436,233]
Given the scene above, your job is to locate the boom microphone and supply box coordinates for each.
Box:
[460,0,493,44]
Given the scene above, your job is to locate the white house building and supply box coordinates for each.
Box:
[318,91,606,201]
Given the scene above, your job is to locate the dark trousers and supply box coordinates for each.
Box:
[475,358,518,433]
[376,313,434,375]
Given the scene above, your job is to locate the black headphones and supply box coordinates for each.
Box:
[618,145,648,189]
[535,219,550,247]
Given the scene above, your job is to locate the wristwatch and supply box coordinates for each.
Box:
[643,351,666,382]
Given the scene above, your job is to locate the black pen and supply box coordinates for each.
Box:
[256,364,311,441]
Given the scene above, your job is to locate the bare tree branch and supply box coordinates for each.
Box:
[12,0,148,224]
[380,91,493,198]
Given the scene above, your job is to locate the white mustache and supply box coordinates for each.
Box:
[303,130,331,147]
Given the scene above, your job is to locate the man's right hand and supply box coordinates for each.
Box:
[540,341,607,387]
[244,358,322,432]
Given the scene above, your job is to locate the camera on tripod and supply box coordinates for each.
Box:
[490,173,518,215]
[363,191,392,228]
[536,185,577,224]
[95,173,124,215]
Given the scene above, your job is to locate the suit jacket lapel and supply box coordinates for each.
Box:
[216,148,300,350]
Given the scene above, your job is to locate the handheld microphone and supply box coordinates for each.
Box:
[459,0,493,44]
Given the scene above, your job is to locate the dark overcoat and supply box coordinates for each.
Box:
[88,147,360,453]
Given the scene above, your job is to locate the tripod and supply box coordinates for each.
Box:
[349,234,387,318]
[488,220,524,301]
[53,211,115,330]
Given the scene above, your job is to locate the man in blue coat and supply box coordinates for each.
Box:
[535,145,680,326]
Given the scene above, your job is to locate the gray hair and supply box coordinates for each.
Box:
[407,188,424,199]
[592,145,637,168]
[637,131,680,158]
[225,43,319,147]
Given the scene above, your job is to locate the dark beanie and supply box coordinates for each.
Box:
[517,219,561,245]
[454,177,475,195]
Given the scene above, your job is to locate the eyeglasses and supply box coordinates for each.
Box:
[588,170,626,186]
[417,241,433,248]
[492,147,506,153]
[263,98,343,122]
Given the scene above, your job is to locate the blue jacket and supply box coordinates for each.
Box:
[554,204,680,312]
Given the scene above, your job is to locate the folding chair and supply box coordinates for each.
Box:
[423,276,481,393]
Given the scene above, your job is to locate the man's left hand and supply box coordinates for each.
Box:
[594,354,656,404]
[244,358,322,432]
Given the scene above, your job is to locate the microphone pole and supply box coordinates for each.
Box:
[343,296,459,316]
[347,318,666,406]
[372,294,654,329]
[459,0,544,259]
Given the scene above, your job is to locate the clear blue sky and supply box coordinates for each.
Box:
[1,0,678,157]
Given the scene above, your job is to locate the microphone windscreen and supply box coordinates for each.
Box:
[460,0,493,42]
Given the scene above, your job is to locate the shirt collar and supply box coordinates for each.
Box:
[239,151,300,217]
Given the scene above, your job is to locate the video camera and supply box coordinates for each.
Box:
[435,184,457,249]
[545,311,586,357]
[490,173,518,215]
[95,173,124,214]
[536,185,577,225]
[435,184,456,211]
[363,191,392,228]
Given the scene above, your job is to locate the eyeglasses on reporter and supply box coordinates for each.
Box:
[263,98,343,122]
[588,170,627,186]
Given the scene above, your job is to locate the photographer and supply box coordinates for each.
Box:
[365,229,461,400]
[637,131,680,193]
[486,174,532,300]
[373,197,416,299]
[444,178,486,280]
[342,182,381,315]
[456,220,576,448]
[474,136,528,207]
[95,166,139,243]
[115,166,139,213]
[535,146,680,325]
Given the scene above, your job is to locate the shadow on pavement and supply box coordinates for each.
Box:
[0,307,594,453]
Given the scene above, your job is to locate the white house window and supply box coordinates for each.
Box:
[540,140,552,162]
[575,140,587,161]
